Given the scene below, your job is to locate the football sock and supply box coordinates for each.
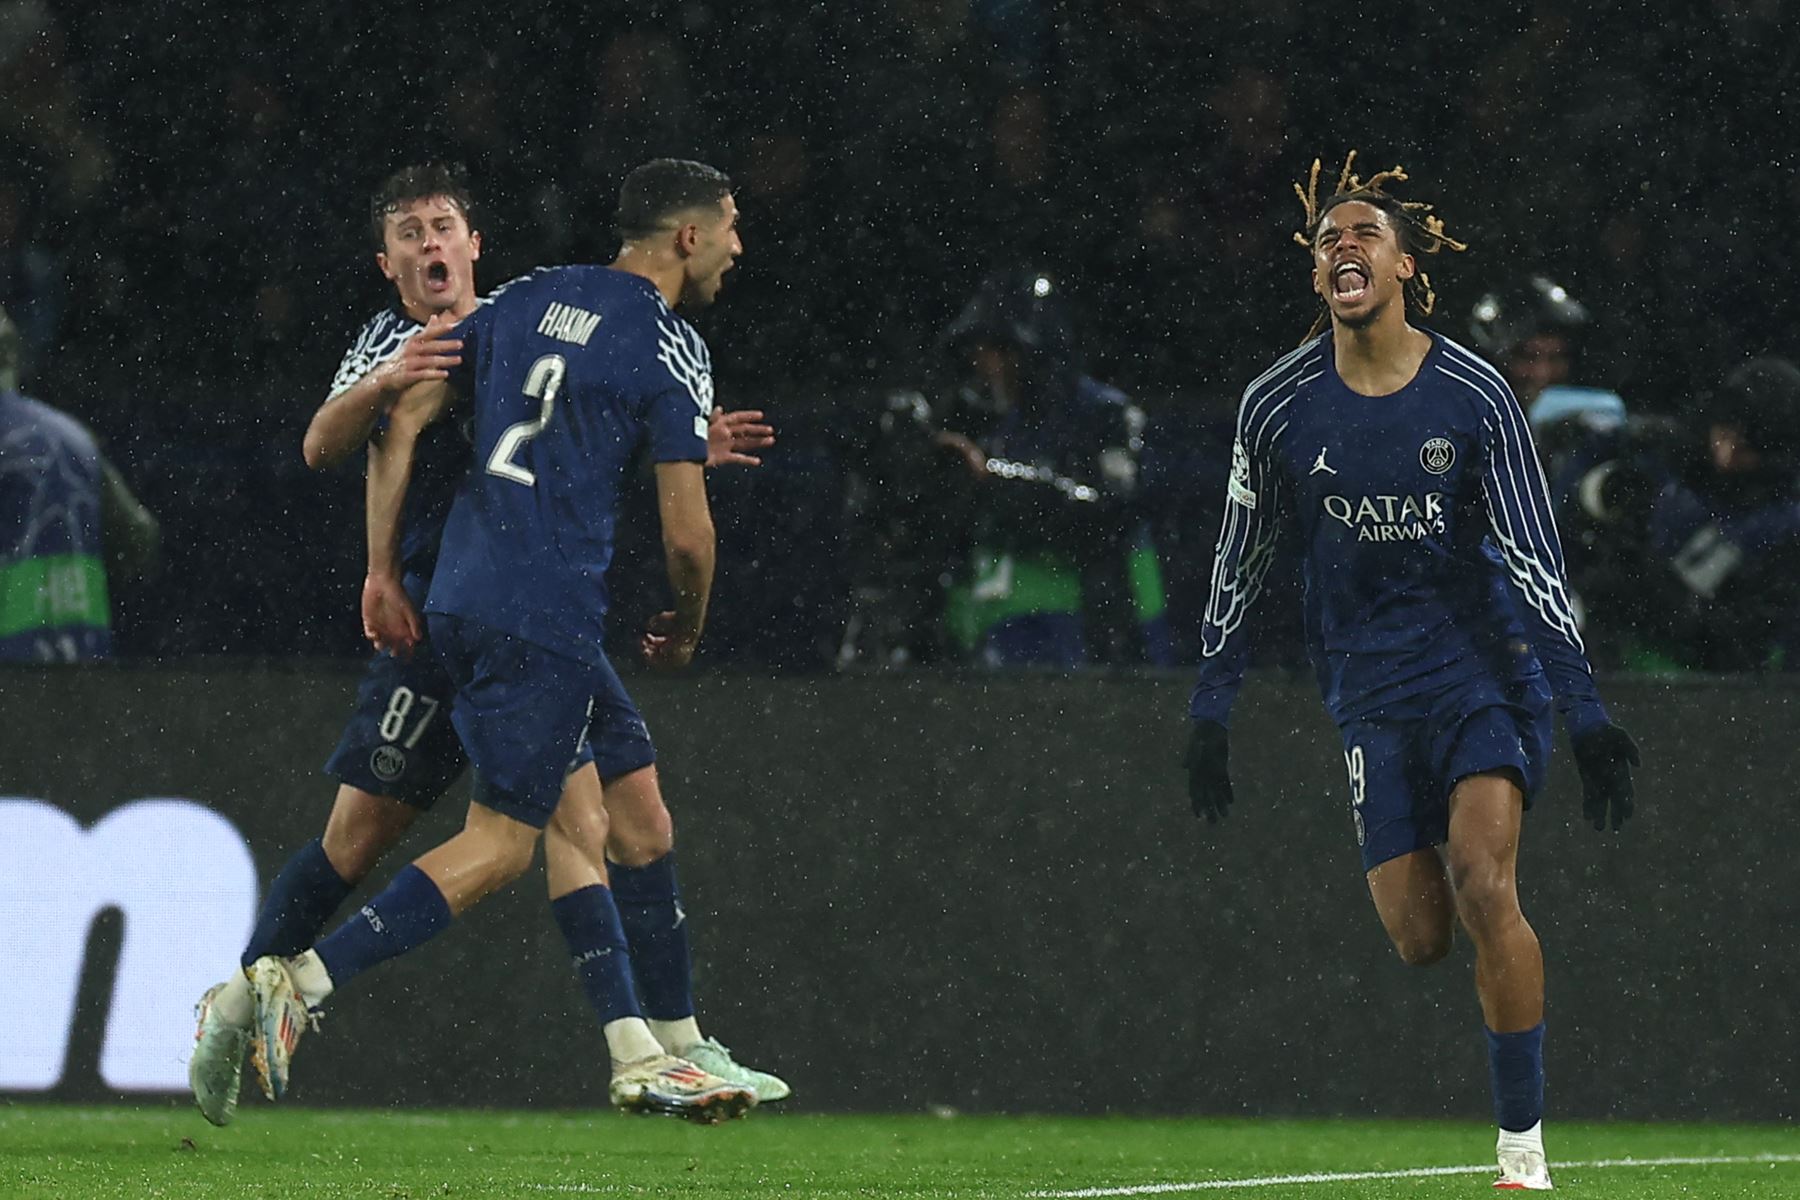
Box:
[240,838,355,968]
[552,885,646,1032]
[1486,1022,1546,1133]
[649,1017,703,1055]
[1497,1120,1545,1157]
[604,1018,665,1064]
[313,865,452,991]
[286,949,335,1007]
[211,970,255,1027]
[608,854,695,1021]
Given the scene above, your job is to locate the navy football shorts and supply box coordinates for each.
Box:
[425,614,655,829]
[323,648,469,808]
[1335,672,1553,872]
[323,644,600,810]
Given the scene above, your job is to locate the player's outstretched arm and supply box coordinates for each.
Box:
[644,461,714,670]
[361,378,451,656]
[1470,355,1639,830]
[1186,388,1289,823]
[304,313,462,470]
[706,407,775,468]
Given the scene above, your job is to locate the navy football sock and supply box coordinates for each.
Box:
[551,885,644,1025]
[313,865,452,991]
[1486,1022,1546,1132]
[240,837,355,969]
[608,854,695,1019]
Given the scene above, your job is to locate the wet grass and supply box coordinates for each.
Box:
[1,1105,1795,1198]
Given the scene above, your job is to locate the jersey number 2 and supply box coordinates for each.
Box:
[486,354,566,486]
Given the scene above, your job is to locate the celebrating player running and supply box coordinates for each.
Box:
[1184,152,1640,1192]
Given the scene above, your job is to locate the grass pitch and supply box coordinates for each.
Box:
[1,1105,1796,1199]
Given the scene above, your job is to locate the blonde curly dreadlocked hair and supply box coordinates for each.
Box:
[1293,150,1468,339]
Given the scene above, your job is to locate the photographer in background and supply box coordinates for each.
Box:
[1469,274,1591,411]
[1557,356,1800,672]
[856,270,1169,668]
[1465,272,1673,669]
[1469,273,1610,485]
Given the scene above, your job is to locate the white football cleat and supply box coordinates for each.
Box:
[188,982,250,1126]
[1494,1147,1554,1190]
[246,956,319,1101]
[681,1037,791,1104]
[609,1054,755,1124]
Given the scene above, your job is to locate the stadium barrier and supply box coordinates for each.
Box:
[2,663,1794,1119]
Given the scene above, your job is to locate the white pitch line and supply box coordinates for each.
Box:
[1027,1153,1800,1197]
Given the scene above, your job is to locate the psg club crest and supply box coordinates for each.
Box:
[370,745,407,783]
[1419,437,1455,475]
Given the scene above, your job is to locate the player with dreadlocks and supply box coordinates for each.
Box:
[1183,153,1641,1191]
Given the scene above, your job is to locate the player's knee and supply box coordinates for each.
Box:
[550,802,609,857]
[1447,857,1518,930]
[1390,925,1453,967]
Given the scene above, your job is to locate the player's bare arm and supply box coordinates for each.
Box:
[644,460,714,669]
[303,312,463,469]
[361,378,453,655]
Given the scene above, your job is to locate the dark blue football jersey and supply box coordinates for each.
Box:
[1191,331,1610,735]
[424,266,713,666]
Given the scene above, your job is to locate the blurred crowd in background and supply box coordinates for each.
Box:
[4,0,1799,672]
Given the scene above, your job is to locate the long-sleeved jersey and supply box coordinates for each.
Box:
[1190,330,1610,735]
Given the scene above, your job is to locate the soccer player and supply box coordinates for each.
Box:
[189,164,781,1126]
[1184,154,1640,1192]
[0,305,161,663]
[247,158,764,1124]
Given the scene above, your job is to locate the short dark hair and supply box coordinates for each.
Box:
[369,163,477,249]
[617,159,732,241]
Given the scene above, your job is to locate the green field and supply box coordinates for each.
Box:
[1,1106,1796,1199]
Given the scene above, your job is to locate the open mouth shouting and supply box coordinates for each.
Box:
[1331,258,1371,305]
[424,259,452,294]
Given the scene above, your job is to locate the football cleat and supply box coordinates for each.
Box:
[1494,1148,1554,1190]
[681,1037,792,1104]
[188,983,250,1126]
[246,956,320,1102]
[609,1054,756,1124]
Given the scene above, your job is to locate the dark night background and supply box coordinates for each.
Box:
[5,0,1798,666]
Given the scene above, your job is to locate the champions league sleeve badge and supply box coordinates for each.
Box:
[1227,439,1258,508]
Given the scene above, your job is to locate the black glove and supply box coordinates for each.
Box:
[1571,723,1640,832]
[1184,721,1234,824]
